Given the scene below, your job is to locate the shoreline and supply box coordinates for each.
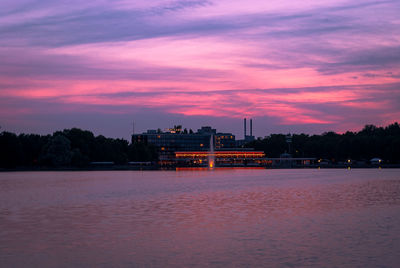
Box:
[1,164,400,172]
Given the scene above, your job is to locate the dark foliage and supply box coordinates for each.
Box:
[40,134,73,167]
[246,122,400,163]
[0,128,158,168]
[128,142,158,162]
[0,132,23,168]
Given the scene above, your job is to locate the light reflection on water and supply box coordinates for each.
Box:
[1,169,400,267]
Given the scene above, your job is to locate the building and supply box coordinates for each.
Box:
[132,126,236,164]
[236,118,255,147]
[175,149,266,167]
[132,120,274,167]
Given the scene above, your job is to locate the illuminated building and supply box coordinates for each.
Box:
[132,126,236,164]
[132,122,317,168]
[175,149,266,167]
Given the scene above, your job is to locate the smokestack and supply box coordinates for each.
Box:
[250,119,253,137]
[244,118,247,138]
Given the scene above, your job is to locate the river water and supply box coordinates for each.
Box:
[1,169,400,267]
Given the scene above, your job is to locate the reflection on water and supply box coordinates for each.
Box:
[1,169,400,267]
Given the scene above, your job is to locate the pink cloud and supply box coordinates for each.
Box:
[1,0,400,136]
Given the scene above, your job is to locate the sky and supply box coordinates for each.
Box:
[0,0,399,140]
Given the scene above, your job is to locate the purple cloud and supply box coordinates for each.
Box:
[0,0,399,138]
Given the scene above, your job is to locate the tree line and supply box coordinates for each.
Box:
[246,122,400,163]
[1,123,399,168]
[0,128,158,168]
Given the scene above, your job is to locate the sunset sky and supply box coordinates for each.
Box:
[1,0,399,139]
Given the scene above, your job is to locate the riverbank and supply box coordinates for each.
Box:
[1,164,400,172]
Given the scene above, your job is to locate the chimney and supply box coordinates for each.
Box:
[244,118,247,138]
[250,119,253,137]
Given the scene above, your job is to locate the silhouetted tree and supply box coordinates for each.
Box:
[0,132,23,168]
[18,134,50,166]
[128,143,158,162]
[40,134,72,167]
[246,123,400,163]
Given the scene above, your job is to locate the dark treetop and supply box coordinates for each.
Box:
[0,128,157,168]
[246,122,400,163]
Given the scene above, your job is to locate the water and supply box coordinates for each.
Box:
[1,169,400,267]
